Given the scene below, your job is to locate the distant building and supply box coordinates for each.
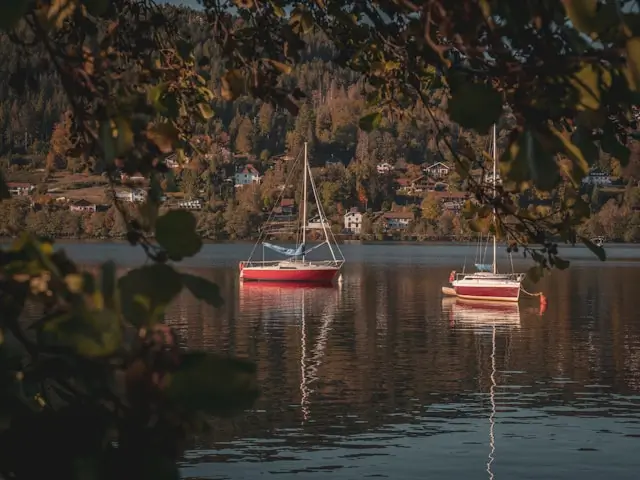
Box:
[376,162,394,174]
[175,199,203,210]
[69,199,97,213]
[308,216,331,230]
[7,182,34,196]
[234,164,261,186]
[115,189,147,203]
[344,208,363,234]
[381,211,414,231]
[422,162,451,180]
[582,168,613,186]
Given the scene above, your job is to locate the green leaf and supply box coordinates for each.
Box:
[42,310,122,358]
[165,352,259,416]
[181,274,223,308]
[447,83,503,134]
[196,103,214,121]
[269,0,284,17]
[526,265,544,283]
[358,112,382,132]
[580,235,606,261]
[570,63,611,111]
[547,125,589,186]
[571,126,599,166]
[118,264,183,327]
[146,122,179,153]
[0,0,29,31]
[155,210,202,261]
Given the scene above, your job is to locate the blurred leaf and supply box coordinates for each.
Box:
[40,0,79,30]
[99,121,116,165]
[571,126,599,166]
[266,59,292,74]
[601,130,630,166]
[42,309,122,358]
[563,0,598,34]
[118,264,183,327]
[220,70,245,101]
[146,122,179,153]
[358,112,382,132]
[181,274,223,308]
[100,261,116,309]
[570,63,611,111]
[526,265,544,283]
[0,0,29,31]
[580,235,606,261]
[155,210,202,261]
[625,36,640,91]
[447,83,502,134]
[82,0,109,16]
[269,0,284,17]
[501,129,559,192]
[114,117,134,156]
[555,257,571,270]
[176,39,194,60]
[196,103,214,121]
[546,125,589,185]
[166,352,259,416]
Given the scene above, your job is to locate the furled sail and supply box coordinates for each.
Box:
[475,263,492,272]
[263,242,305,257]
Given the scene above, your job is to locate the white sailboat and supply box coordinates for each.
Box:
[443,125,526,302]
[239,142,345,283]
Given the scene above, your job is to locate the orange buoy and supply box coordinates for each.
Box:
[449,270,456,283]
[539,294,548,314]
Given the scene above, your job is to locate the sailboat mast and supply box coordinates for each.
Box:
[492,124,497,275]
[302,142,308,262]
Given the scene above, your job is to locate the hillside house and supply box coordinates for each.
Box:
[7,182,34,196]
[279,198,295,215]
[234,164,261,186]
[344,208,363,234]
[431,191,470,212]
[423,162,451,180]
[582,168,613,186]
[381,211,414,231]
[308,216,331,230]
[376,162,394,174]
[69,199,97,213]
[115,189,147,203]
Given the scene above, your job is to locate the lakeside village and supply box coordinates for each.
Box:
[2,137,639,242]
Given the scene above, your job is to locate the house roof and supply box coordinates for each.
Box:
[430,191,469,200]
[423,162,451,170]
[73,199,94,207]
[383,211,415,220]
[239,164,259,175]
[7,182,33,188]
[280,198,294,207]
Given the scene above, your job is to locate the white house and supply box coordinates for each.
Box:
[422,162,451,180]
[115,189,147,203]
[307,216,331,230]
[582,168,613,186]
[381,212,414,230]
[234,164,261,186]
[344,208,363,234]
[7,182,34,196]
[376,162,394,174]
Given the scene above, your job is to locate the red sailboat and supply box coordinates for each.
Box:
[239,142,345,283]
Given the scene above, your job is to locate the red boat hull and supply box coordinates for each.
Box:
[240,266,340,283]
[454,285,520,302]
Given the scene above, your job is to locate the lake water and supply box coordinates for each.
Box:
[61,242,640,479]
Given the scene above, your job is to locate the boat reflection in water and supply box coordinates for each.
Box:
[442,296,542,480]
[238,280,341,422]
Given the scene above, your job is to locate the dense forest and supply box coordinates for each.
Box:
[1,5,640,242]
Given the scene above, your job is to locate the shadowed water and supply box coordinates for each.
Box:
[63,243,640,479]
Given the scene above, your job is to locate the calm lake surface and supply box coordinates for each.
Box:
[63,242,640,479]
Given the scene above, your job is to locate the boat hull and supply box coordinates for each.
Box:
[240,265,340,283]
[452,282,521,302]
